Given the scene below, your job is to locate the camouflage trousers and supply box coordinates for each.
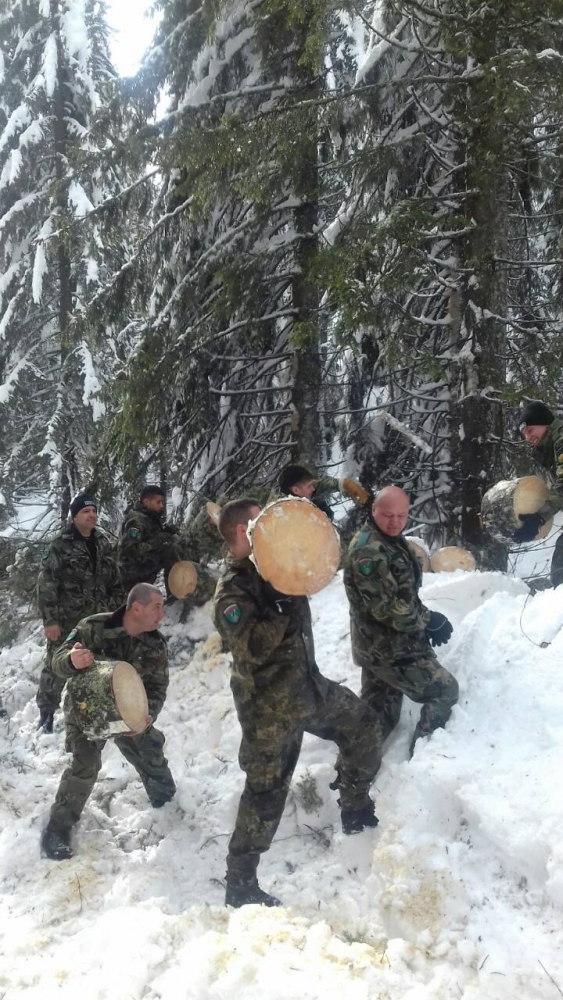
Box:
[551,531,563,588]
[49,724,176,831]
[226,679,382,888]
[36,639,67,712]
[359,645,459,751]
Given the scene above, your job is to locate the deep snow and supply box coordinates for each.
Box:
[1,567,562,999]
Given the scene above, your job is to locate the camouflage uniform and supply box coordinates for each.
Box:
[47,608,175,832]
[532,417,563,587]
[213,557,382,889]
[344,523,459,750]
[268,475,341,520]
[118,503,217,606]
[36,526,119,712]
[183,505,226,566]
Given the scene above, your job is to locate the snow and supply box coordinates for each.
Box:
[42,33,58,98]
[1,568,563,999]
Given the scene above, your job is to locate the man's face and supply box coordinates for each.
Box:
[240,505,261,557]
[135,594,164,632]
[142,495,165,514]
[291,479,315,500]
[372,496,410,537]
[522,424,547,448]
[73,506,97,535]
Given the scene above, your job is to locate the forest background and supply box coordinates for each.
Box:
[1,0,563,571]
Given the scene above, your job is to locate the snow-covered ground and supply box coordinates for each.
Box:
[1,568,562,999]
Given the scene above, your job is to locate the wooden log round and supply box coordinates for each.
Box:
[66,660,148,740]
[405,538,431,573]
[206,501,221,526]
[168,560,198,598]
[249,497,340,596]
[481,475,553,543]
[430,546,476,573]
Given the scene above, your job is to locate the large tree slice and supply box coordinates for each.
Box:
[206,501,221,526]
[481,475,553,543]
[168,560,198,598]
[67,660,148,740]
[405,538,431,572]
[430,546,476,572]
[249,497,340,595]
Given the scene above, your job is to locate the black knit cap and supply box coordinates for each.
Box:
[70,493,97,518]
[518,401,554,430]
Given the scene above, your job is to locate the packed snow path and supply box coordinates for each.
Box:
[1,570,562,999]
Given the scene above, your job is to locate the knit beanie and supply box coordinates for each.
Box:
[518,401,554,429]
[70,493,97,518]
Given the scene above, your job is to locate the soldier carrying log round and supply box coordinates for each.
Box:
[514,401,563,588]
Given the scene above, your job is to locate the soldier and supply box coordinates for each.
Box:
[36,493,119,733]
[276,464,370,520]
[40,583,176,861]
[183,501,226,567]
[514,401,563,588]
[344,486,459,758]
[118,485,217,606]
[213,499,382,909]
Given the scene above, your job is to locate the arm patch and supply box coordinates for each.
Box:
[223,603,242,624]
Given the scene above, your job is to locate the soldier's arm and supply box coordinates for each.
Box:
[541,425,563,520]
[36,544,61,627]
[50,621,92,679]
[143,647,169,721]
[350,546,425,633]
[214,583,289,671]
[119,516,164,577]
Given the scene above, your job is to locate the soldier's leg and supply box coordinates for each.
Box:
[550,531,563,589]
[306,681,382,812]
[361,662,404,743]
[389,650,459,750]
[36,639,66,714]
[226,723,303,888]
[49,728,105,831]
[114,725,176,806]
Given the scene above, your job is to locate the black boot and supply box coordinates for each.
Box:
[41,825,73,860]
[341,801,379,835]
[37,710,54,733]
[225,883,282,908]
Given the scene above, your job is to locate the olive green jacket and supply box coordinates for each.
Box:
[533,417,563,520]
[37,526,118,636]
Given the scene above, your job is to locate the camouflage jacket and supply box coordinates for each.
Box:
[213,556,324,721]
[52,608,169,725]
[118,503,180,590]
[268,476,341,520]
[183,506,226,566]
[533,417,563,520]
[37,526,118,636]
[344,523,431,668]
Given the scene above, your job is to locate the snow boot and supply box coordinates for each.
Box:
[37,710,54,734]
[41,825,73,861]
[341,802,379,835]
[225,883,282,908]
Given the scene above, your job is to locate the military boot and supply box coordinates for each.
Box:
[341,801,379,835]
[41,825,73,860]
[225,883,282,908]
[37,710,54,733]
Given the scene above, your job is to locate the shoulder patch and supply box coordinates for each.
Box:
[65,628,78,642]
[127,527,140,538]
[223,603,242,624]
[358,557,374,576]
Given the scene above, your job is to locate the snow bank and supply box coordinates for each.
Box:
[1,568,562,998]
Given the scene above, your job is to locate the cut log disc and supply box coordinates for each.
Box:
[206,501,221,526]
[481,475,553,542]
[406,539,431,573]
[249,497,340,596]
[430,546,476,573]
[168,560,198,598]
[67,659,148,739]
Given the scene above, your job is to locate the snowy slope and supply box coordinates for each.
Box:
[1,570,562,1000]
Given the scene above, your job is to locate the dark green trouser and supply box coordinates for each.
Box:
[49,724,176,831]
[36,639,67,712]
[226,679,382,888]
[360,647,459,748]
[551,531,563,589]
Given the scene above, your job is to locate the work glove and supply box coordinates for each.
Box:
[163,523,180,536]
[512,512,544,543]
[425,610,453,648]
[339,477,370,506]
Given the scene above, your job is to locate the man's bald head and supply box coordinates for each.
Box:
[372,486,410,537]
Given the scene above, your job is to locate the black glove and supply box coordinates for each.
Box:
[425,610,453,647]
[512,512,544,543]
[162,523,180,536]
